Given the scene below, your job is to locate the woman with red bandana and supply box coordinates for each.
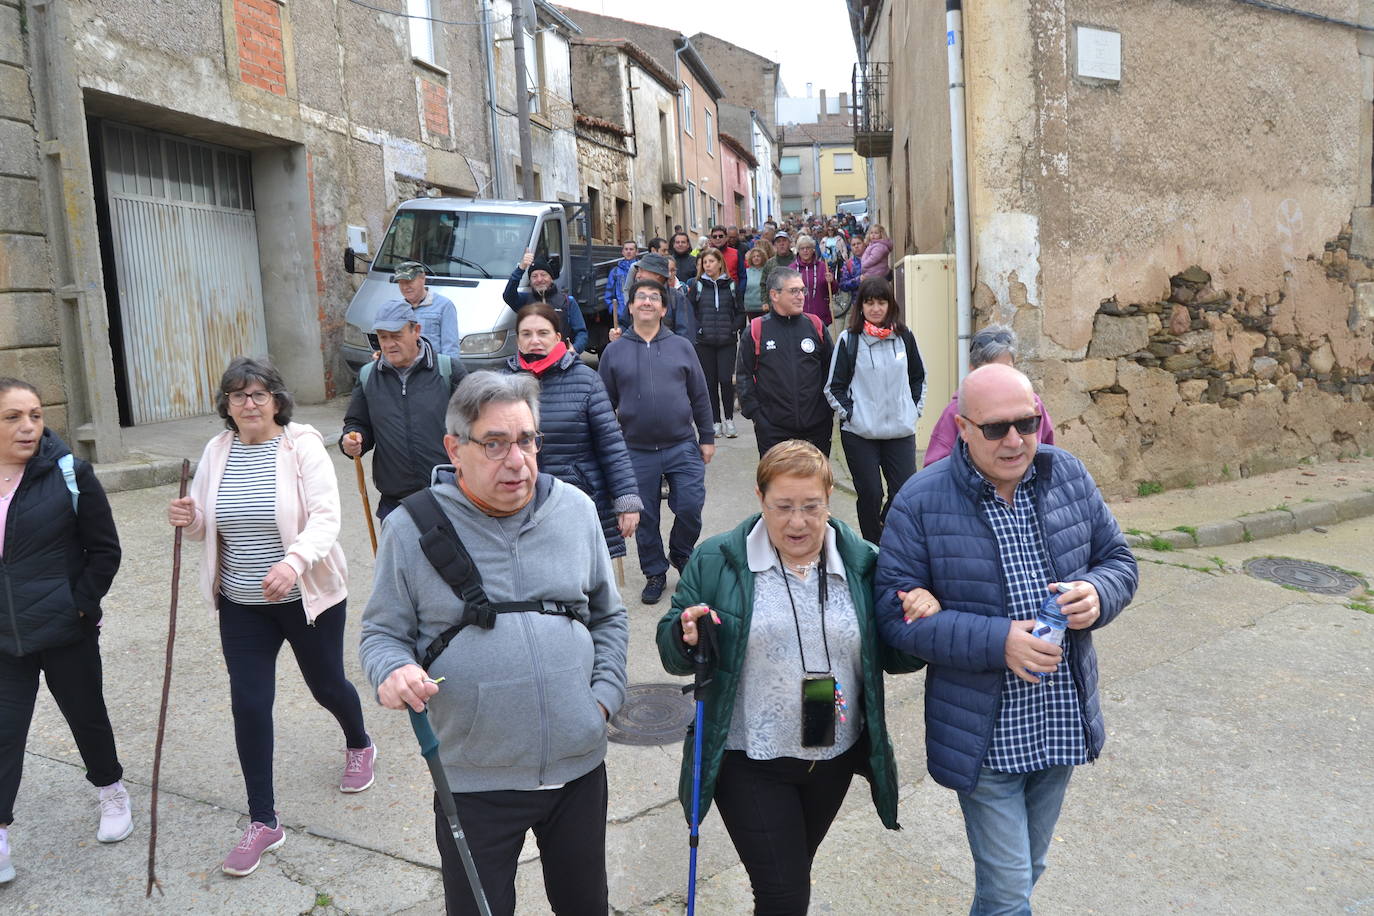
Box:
[824,277,926,543]
[506,303,641,558]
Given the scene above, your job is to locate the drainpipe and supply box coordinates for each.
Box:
[812,140,822,216]
[947,0,973,377]
[674,38,690,231]
[479,0,505,197]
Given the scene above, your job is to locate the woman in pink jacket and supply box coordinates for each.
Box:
[922,324,1055,466]
[861,224,894,279]
[167,357,373,878]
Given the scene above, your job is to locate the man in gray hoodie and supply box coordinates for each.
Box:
[360,371,628,916]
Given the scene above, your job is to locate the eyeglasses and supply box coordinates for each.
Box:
[960,414,1042,441]
[782,286,806,297]
[632,292,663,303]
[764,501,828,520]
[467,433,544,461]
[227,390,275,407]
[710,233,725,239]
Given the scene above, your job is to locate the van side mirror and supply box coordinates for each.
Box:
[344,247,371,274]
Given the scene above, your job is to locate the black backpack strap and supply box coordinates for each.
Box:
[400,489,582,669]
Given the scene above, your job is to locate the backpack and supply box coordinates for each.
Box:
[400,489,583,669]
[358,352,452,388]
[750,313,825,356]
[58,453,80,512]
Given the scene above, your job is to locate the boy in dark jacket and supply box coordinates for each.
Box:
[874,363,1138,915]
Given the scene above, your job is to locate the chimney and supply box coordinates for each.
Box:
[819,89,827,123]
[839,91,849,124]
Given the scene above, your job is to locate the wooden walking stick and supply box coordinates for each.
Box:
[354,453,378,555]
[146,458,189,897]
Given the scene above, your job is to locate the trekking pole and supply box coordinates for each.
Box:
[146,458,190,897]
[353,453,378,555]
[408,707,492,916]
[681,613,719,916]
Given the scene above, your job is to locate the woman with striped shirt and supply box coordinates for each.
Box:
[168,358,373,877]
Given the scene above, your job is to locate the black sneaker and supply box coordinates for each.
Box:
[641,574,667,604]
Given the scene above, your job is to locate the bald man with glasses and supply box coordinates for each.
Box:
[736,267,835,457]
[873,363,1138,915]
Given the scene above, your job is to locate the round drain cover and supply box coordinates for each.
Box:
[608,682,694,746]
[1243,557,1366,595]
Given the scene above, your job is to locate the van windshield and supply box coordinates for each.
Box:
[374,210,536,280]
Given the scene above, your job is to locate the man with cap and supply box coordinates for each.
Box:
[393,260,461,361]
[768,232,794,274]
[607,252,696,343]
[341,300,465,519]
[505,250,589,352]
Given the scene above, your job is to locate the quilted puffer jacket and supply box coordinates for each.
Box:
[1,429,121,656]
[873,444,1138,792]
[506,349,641,558]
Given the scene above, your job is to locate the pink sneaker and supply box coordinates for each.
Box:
[340,743,376,793]
[221,818,285,877]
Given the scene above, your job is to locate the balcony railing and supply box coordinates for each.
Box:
[852,61,892,158]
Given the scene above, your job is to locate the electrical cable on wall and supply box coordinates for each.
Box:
[342,0,509,28]
[1228,0,1374,32]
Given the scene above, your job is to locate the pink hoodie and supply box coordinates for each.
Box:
[861,237,893,278]
[183,422,348,622]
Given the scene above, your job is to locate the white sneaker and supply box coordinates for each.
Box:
[97,782,133,843]
[723,419,738,438]
[0,827,13,884]
[712,422,722,438]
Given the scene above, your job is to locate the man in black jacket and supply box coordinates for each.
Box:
[599,279,715,604]
[341,301,465,519]
[736,267,835,457]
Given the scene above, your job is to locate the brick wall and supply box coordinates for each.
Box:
[234,0,286,96]
[422,79,449,138]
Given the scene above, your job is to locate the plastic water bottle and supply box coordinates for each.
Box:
[1029,588,1068,679]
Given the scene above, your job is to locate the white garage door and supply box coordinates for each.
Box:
[102,122,269,424]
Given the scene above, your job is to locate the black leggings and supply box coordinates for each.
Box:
[712,744,861,915]
[0,630,123,824]
[696,341,737,422]
[218,595,369,824]
[839,431,916,543]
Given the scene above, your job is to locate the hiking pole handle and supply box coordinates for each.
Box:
[407,706,441,759]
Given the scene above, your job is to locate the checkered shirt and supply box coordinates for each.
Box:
[964,442,1088,773]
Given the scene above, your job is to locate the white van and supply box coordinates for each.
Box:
[836,199,869,223]
[341,198,585,375]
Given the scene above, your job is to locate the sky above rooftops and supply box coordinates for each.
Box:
[557,0,859,100]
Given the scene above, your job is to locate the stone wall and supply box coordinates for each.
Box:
[0,0,66,434]
[1029,227,1374,496]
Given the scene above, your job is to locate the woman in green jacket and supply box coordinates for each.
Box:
[656,440,929,914]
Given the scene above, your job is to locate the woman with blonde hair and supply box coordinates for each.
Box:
[658,440,929,913]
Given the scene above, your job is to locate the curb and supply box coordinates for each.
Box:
[1122,491,1374,551]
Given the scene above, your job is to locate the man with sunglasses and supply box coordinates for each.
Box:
[599,279,716,604]
[361,371,629,915]
[874,363,1138,915]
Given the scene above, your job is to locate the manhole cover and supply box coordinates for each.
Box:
[1243,557,1366,595]
[608,683,693,746]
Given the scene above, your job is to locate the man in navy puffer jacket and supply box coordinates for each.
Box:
[875,363,1137,915]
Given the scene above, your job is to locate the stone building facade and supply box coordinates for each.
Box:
[9,0,498,459]
[850,0,1374,494]
[569,38,680,245]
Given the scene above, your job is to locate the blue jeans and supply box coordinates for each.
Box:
[956,765,1074,916]
[628,441,705,577]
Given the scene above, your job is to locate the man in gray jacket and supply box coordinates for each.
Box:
[360,372,629,916]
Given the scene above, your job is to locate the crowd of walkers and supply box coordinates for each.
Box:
[0,207,1140,916]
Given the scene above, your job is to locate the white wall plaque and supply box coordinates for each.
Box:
[1076,26,1121,82]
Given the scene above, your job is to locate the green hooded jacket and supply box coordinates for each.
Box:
[655,514,924,829]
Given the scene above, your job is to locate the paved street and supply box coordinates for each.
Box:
[4,413,1372,915]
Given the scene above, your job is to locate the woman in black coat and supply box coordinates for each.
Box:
[688,246,745,439]
[0,378,128,886]
[506,303,642,557]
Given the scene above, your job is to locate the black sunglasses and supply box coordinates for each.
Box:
[960,414,1042,441]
